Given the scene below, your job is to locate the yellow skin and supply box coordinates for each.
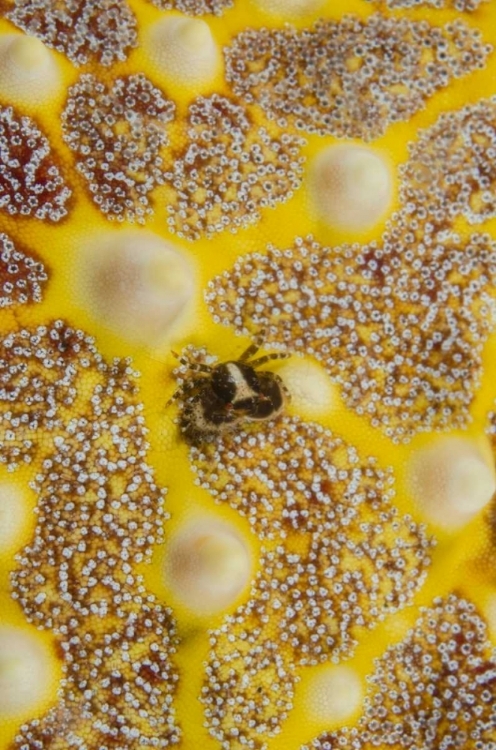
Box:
[1,1,496,750]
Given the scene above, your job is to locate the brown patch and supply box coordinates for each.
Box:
[0,106,72,222]
[7,0,137,66]
[225,15,490,139]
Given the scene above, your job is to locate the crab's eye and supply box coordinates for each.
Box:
[232,397,256,412]
[211,364,237,403]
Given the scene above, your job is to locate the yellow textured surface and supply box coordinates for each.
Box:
[0,1,496,749]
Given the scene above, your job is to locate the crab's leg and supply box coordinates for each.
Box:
[248,352,290,368]
[239,341,260,362]
[165,377,205,407]
[173,355,213,375]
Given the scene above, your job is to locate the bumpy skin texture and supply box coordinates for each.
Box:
[1,2,496,750]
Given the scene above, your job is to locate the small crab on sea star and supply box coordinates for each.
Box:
[1,1,496,750]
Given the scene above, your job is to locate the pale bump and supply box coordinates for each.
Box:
[0,482,28,552]
[407,436,496,529]
[145,17,219,87]
[0,34,60,105]
[0,627,53,716]
[77,231,196,346]
[305,665,363,724]
[310,145,393,231]
[278,357,335,417]
[178,18,212,51]
[164,519,252,614]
